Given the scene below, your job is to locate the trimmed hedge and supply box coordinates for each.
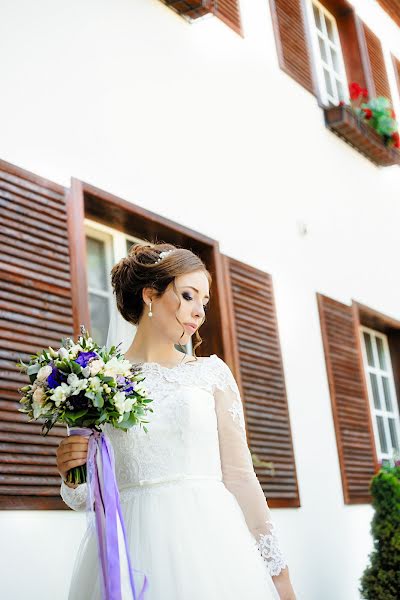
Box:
[359,463,400,600]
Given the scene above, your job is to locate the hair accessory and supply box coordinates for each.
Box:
[155,249,174,264]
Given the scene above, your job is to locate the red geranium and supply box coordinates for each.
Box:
[349,82,368,101]
[362,107,373,120]
[392,131,400,148]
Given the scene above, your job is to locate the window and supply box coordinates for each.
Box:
[84,219,193,354]
[305,0,349,106]
[360,326,400,464]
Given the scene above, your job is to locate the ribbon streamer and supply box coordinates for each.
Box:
[68,426,148,600]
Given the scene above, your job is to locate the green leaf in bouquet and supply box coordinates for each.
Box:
[70,360,82,374]
[93,391,104,408]
[27,363,40,377]
[98,411,108,423]
[114,412,138,430]
[64,409,88,422]
[99,376,115,384]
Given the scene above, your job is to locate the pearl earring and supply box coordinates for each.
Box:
[148,301,153,318]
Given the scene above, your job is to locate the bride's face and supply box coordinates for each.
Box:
[147,269,210,344]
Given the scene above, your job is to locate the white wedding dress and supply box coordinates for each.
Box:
[60,354,287,600]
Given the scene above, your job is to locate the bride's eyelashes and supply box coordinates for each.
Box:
[182,292,209,313]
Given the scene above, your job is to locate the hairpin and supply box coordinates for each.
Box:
[154,250,174,264]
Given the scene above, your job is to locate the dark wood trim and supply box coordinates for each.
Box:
[66,179,90,337]
[351,302,380,475]
[354,300,400,415]
[214,253,237,370]
[353,300,400,332]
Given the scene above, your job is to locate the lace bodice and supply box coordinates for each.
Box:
[60,354,288,578]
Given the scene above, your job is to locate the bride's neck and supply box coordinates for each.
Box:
[123,323,187,366]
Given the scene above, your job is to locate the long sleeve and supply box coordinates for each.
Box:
[60,478,88,511]
[213,358,288,578]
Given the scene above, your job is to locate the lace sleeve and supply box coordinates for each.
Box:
[213,357,288,578]
[60,478,88,511]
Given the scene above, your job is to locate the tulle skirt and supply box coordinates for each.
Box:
[68,478,280,600]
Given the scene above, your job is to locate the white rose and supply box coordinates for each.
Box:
[89,376,102,392]
[68,344,83,358]
[50,382,70,407]
[71,379,89,395]
[90,359,104,376]
[103,357,130,378]
[113,391,126,415]
[67,373,79,386]
[32,386,46,404]
[37,365,52,382]
[58,347,69,360]
[82,366,91,378]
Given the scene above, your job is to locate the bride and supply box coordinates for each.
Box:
[56,242,297,600]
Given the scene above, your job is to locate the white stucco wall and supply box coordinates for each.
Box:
[0,0,399,599]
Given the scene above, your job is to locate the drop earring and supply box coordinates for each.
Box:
[148,301,153,318]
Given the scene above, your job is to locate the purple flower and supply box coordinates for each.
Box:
[124,383,136,394]
[74,351,98,368]
[47,363,67,389]
[117,375,136,394]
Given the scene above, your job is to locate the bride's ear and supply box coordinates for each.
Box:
[142,287,154,307]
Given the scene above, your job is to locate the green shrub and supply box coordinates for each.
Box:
[359,462,400,600]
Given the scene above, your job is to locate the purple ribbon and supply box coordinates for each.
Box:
[68,426,148,600]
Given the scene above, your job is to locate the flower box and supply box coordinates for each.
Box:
[162,0,211,19]
[324,105,400,167]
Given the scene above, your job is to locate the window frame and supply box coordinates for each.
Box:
[304,0,350,106]
[359,324,400,463]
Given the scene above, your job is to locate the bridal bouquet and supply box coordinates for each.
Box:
[17,325,153,485]
[17,325,151,599]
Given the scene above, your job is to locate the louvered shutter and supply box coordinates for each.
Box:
[223,255,300,508]
[0,160,72,509]
[162,0,242,34]
[392,54,400,96]
[213,0,242,35]
[268,0,314,93]
[317,293,378,504]
[362,23,392,101]
[376,1,400,28]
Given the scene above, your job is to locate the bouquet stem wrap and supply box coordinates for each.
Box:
[68,427,148,600]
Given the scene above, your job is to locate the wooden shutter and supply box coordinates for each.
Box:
[392,54,400,96]
[212,0,242,35]
[317,293,378,504]
[223,255,300,508]
[0,160,72,509]
[268,0,314,94]
[376,1,400,28]
[362,23,392,101]
[162,0,242,34]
